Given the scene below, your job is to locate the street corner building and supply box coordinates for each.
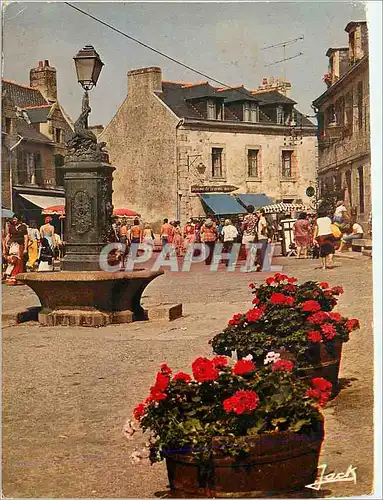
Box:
[1,60,73,221]
[312,21,371,226]
[100,67,318,225]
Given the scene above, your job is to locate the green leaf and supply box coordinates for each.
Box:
[290,419,311,432]
[272,417,287,426]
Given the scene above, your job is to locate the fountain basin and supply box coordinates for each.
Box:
[16,270,164,327]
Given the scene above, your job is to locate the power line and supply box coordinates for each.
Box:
[64,2,249,96]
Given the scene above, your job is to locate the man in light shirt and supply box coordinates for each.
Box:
[337,222,364,252]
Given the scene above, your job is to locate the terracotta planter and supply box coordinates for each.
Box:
[164,418,324,498]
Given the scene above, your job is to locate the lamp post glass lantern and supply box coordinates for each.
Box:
[73,45,104,91]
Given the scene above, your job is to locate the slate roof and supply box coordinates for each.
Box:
[23,105,52,123]
[16,118,54,145]
[2,80,48,108]
[251,90,297,105]
[158,81,314,127]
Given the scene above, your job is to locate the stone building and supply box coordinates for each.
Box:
[1,60,73,220]
[101,67,317,225]
[312,21,370,225]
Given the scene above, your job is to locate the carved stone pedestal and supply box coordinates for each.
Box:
[62,161,114,271]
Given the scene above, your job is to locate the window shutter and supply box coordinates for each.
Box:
[292,151,298,178]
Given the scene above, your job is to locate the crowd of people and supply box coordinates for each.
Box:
[292,200,365,270]
[2,215,62,285]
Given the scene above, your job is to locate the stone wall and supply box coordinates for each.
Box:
[177,125,317,219]
[100,67,180,225]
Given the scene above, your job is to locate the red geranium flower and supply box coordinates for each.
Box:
[307,330,322,343]
[173,372,192,383]
[284,284,297,292]
[270,293,295,306]
[252,297,260,305]
[271,359,294,372]
[160,363,172,375]
[301,300,321,312]
[321,323,337,340]
[223,390,259,415]
[149,390,167,401]
[306,377,332,407]
[212,356,229,368]
[312,377,333,391]
[233,359,256,375]
[287,277,297,284]
[265,277,275,285]
[249,283,255,289]
[319,282,329,289]
[345,318,360,332]
[307,311,329,324]
[274,273,289,282]
[228,313,243,327]
[328,312,343,323]
[331,286,344,295]
[245,308,265,323]
[192,357,219,383]
[153,372,170,392]
[133,403,146,421]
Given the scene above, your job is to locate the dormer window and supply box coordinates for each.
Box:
[243,102,259,123]
[206,99,223,120]
[276,106,284,125]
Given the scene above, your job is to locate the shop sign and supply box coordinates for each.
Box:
[191,185,238,193]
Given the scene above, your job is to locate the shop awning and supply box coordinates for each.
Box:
[19,194,65,209]
[236,193,274,209]
[200,194,247,215]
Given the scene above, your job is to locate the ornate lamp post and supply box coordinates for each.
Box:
[62,45,114,271]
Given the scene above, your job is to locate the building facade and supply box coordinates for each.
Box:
[1,60,73,221]
[101,67,317,225]
[312,21,370,225]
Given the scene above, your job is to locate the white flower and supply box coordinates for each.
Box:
[243,354,253,361]
[122,418,137,440]
[264,351,281,365]
[130,450,142,464]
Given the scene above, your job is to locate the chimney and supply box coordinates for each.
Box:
[127,67,162,96]
[30,59,57,103]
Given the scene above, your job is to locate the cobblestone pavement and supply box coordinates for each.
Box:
[2,255,374,498]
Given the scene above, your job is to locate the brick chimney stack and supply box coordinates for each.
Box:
[30,60,57,103]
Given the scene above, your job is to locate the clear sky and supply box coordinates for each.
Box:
[2,1,367,126]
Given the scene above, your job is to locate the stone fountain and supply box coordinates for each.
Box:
[16,46,163,327]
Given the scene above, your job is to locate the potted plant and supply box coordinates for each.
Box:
[210,273,360,394]
[129,357,331,497]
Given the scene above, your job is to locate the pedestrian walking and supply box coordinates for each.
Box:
[26,220,40,270]
[293,212,311,259]
[172,221,183,256]
[129,218,142,244]
[221,219,238,266]
[119,219,129,245]
[313,207,336,270]
[37,237,54,272]
[4,215,28,285]
[160,218,174,248]
[39,217,55,252]
[183,218,196,253]
[142,223,155,248]
[200,218,217,265]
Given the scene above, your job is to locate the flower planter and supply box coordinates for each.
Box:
[237,341,342,397]
[164,419,324,498]
[298,342,343,397]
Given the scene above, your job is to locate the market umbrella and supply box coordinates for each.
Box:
[113,208,141,217]
[2,208,14,219]
[41,205,65,216]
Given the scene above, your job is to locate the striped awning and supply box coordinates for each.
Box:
[261,203,310,214]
